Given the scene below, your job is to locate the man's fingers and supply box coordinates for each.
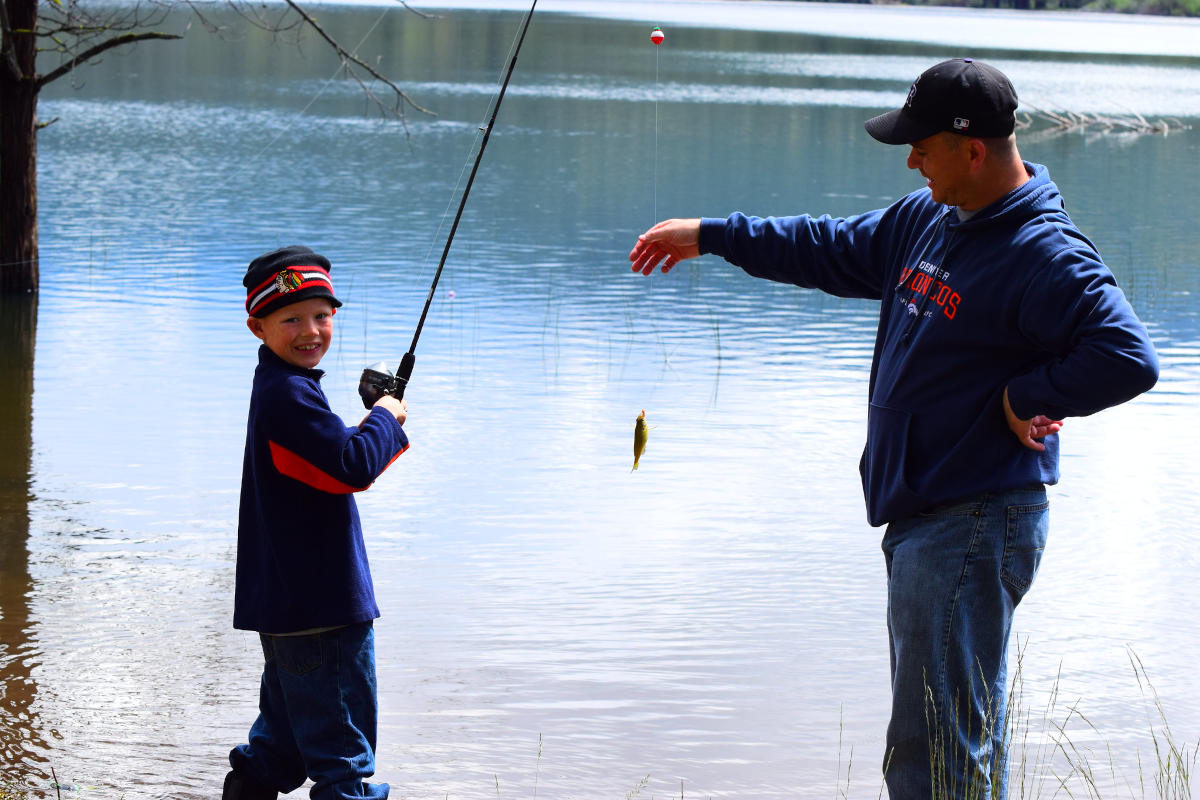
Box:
[632,253,661,275]
[628,238,651,262]
[1029,416,1064,439]
[1020,416,1064,450]
[631,243,670,276]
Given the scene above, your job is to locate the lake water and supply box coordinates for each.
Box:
[2,2,1199,797]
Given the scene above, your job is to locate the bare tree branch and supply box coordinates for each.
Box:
[200,0,303,39]
[395,1,440,20]
[36,30,181,88]
[282,0,434,118]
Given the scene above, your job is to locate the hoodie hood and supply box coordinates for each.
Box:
[948,162,1061,233]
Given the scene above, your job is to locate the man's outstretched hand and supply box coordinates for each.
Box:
[629,218,702,276]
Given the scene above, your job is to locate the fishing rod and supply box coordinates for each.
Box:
[359,0,539,408]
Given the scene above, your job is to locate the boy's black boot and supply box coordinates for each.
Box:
[222,770,278,800]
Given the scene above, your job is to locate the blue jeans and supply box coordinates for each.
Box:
[228,621,389,800]
[881,486,1048,800]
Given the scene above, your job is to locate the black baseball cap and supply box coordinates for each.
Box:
[864,58,1018,145]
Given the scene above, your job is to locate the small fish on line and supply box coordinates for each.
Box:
[632,409,648,470]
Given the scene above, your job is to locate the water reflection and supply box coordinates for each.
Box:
[0,294,48,784]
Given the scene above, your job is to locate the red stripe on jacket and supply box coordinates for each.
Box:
[269,440,408,494]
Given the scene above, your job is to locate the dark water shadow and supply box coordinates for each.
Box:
[0,292,50,786]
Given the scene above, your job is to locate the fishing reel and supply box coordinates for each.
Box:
[358,363,397,409]
[357,352,415,409]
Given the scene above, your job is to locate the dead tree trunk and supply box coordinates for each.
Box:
[0,0,39,293]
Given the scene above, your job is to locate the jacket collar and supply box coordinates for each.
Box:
[258,343,325,380]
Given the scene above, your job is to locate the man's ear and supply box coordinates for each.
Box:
[967,137,989,170]
[247,316,265,340]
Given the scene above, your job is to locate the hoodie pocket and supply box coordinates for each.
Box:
[860,403,926,524]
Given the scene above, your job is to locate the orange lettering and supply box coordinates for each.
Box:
[944,292,960,319]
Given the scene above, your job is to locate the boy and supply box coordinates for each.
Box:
[224,246,409,800]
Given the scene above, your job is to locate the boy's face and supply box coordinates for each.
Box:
[247,297,335,370]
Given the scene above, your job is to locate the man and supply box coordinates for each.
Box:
[628,59,1158,798]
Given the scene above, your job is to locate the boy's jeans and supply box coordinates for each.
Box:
[881,486,1049,800]
[228,621,389,800]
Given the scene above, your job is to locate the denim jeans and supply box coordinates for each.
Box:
[881,486,1048,800]
[228,621,389,800]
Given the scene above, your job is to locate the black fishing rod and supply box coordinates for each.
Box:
[359,0,539,408]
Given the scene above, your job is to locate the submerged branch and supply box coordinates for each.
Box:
[1017,103,1188,139]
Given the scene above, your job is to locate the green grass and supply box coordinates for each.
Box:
[892,645,1198,800]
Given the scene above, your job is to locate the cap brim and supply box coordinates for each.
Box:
[863,108,941,145]
[252,288,342,318]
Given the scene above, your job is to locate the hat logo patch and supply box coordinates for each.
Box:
[953,117,970,130]
[904,77,921,109]
[275,269,303,294]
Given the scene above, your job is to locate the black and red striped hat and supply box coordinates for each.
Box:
[243,245,343,318]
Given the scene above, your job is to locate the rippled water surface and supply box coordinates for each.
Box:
[2,3,1199,798]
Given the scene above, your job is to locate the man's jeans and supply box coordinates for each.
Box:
[228,621,389,800]
[881,486,1048,800]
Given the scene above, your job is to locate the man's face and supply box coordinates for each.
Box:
[906,133,973,208]
[247,297,335,370]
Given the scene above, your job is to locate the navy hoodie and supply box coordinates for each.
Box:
[699,162,1158,526]
[235,345,409,633]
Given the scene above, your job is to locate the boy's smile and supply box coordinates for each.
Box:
[247,297,335,370]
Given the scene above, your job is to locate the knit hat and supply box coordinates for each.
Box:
[243,245,342,318]
[864,58,1018,145]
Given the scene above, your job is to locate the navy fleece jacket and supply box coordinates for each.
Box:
[699,162,1158,526]
[235,345,409,633]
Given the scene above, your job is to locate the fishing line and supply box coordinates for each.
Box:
[412,9,533,294]
[406,1,537,360]
[359,0,539,405]
[653,32,662,226]
[639,25,671,388]
[237,5,397,183]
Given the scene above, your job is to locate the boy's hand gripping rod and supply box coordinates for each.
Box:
[359,0,538,409]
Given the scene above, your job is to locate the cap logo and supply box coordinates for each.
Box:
[275,268,303,294]
[904,76,921,109]
[953,117,970,131]
[246,264,338,316]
